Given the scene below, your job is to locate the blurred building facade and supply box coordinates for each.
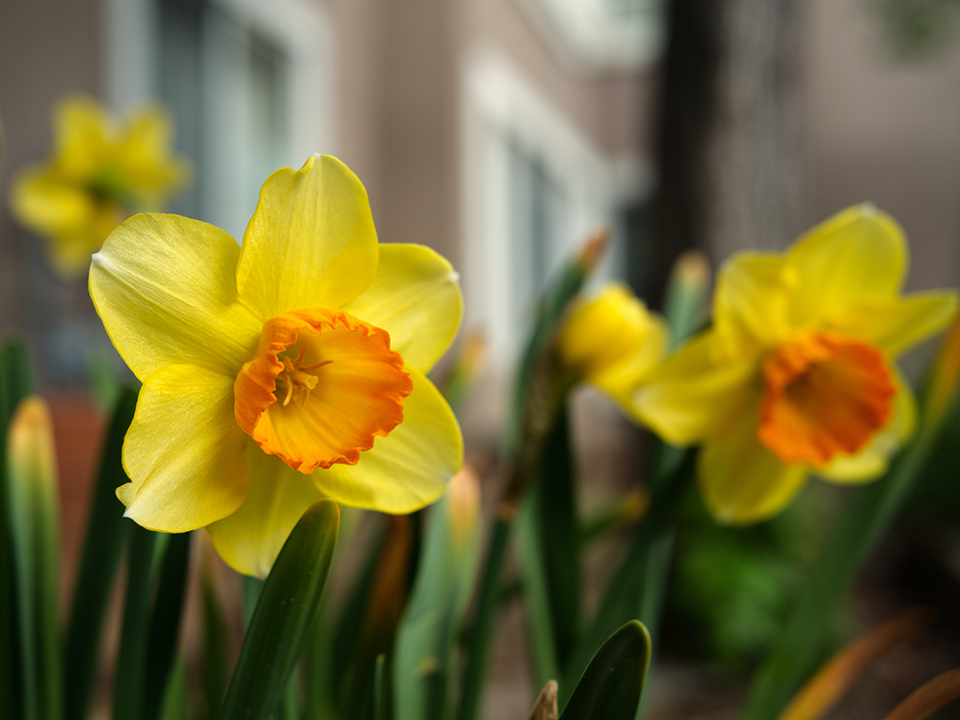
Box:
[1,0,959,400]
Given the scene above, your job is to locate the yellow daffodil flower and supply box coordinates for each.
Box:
[89,154,463,577]
[10,95,190,276]
[557,283,668,417]
[635,205,958,525]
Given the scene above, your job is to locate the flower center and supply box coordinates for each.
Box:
[234,309,412,473]
[757,331,895,467]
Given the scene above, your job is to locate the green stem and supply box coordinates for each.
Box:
[561,449,692,708]
[113,526,160,720]
[741,424,942,720]
[63,386,137,720]
[457,515,513,720]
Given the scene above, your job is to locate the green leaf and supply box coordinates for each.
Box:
[0,336,31,720]
[64,385,137,720]
[515,496,561,689]
[559,620,651,720]
[6,397,61,720]
[394,470,480,720]
[113,525,162,720]
[741,321,960,720]
[145,531,193,720]
[740,430,951,720]
[301,596,337,719]
[221,499,339,720]
[562,449,692,707]
[459,235,605,720]
[374,653,389,720]
[202,563,231,720]
[331,530,381,710]
[160,657,190,720]
[515,408,582,686]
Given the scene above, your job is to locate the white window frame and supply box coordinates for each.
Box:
[460,50,651,371]
[103,0,336,238]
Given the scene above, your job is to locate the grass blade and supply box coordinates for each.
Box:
[0,336,32,720]
[113,525,162,720]
[6,397,61,720]
[221,499,339,720]
[145,531,193,720]
[562,450,692,707]
[63,385,138,720]
[394,467,481,720]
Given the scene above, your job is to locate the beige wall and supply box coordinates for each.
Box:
[0,0,103,333]
[801,0,960,292]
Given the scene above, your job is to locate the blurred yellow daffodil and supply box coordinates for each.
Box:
[635,205,958,524]
[557,283,668,417]
[90,154,463,577]
[10,95,190,276]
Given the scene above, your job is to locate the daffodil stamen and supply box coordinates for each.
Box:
[234,308,413,473]
[276,354,324,407]
[758,331,896,467]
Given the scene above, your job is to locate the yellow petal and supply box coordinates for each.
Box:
[699,402,809,524]
[115,105,191,195]
[818,369,916,483]
[633,331,757,446]
[343,244,463,373]
[713,253,794,355]
[828,291,958,357]
[207,446,324,578]
[558,283,669,408]
[236,155,379,319]
[313,367,462,513]
[118,365,250,533]
[53,95,110,182]
[9,166,95,237]
[593,312,670,412]
[786,205,906,326]
[90,213,262,380]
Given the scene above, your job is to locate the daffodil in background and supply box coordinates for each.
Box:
[89,154,463,577]
[10,95,190,276]
[635,205,958,524]
[557,282,668,418]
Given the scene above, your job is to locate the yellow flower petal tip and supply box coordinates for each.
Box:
[8,94,191,277]
[557,282,668,416]
[640,204,958,524]
[7,397,59,496]
[91,154,463,574]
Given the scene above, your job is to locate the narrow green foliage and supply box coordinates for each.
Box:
[301,597,337,720]
[394,473,480,720]
[243,576,264,629]
[515,497,561,689]
[0,336,31,720]
[64,385,137,720]
[202,567,231,720]
[742,331,960,720]
[331,527,382,710]
[534,407,580,670]
[374,654,389,720]
[562,450,693,706]
[6,397,61,720]
[221,499,339,720]
[559,621,651,720]
[114,525,161,720]
[145,532,193,720]
[661,251,710,350]
[741,424,954,720]
[460,235,604,720]
[457,517,512,720]
[160,658,191,720]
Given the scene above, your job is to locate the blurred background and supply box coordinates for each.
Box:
[2,0,960,718]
